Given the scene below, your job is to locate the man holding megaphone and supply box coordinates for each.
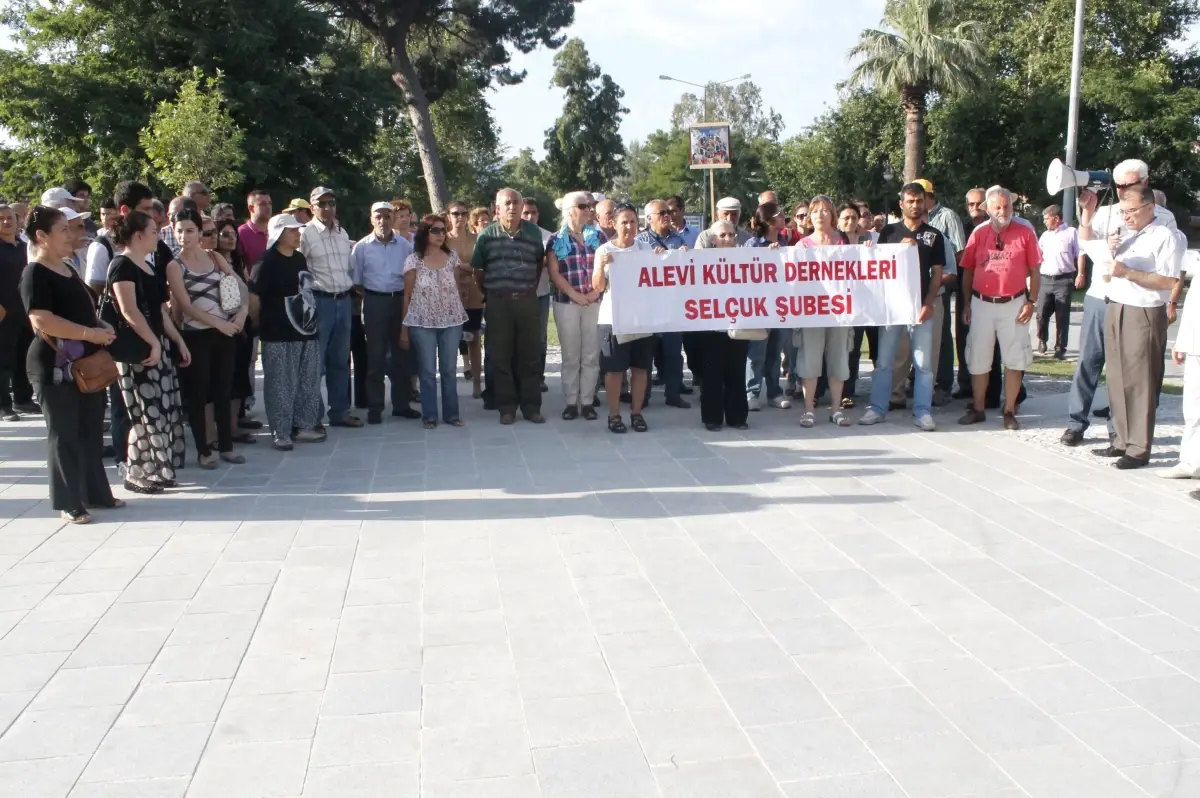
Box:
[1077,177,1182,469]
[1061,159,1177,450]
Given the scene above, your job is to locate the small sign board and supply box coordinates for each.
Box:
[689,123,732,170]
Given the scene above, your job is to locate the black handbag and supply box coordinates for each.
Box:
[98,261,152,364]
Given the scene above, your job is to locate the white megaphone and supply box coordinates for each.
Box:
[1046,158,1111,195]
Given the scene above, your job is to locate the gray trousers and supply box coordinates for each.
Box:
[362,291,412,414]
[1067,294,1112,434]
[262,340,322,440]
[1105,302,1168,459]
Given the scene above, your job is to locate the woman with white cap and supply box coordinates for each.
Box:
[249,213,325,451]
[546,190,607,421]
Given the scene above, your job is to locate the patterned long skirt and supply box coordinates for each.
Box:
[118,336,186,484]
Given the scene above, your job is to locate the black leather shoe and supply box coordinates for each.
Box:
[1115,455,1149,470]
[392,407,421,420]
[1092,445,1125,458]
[1093,407,1110,419]
[1060,429,1083,447]
[680,385,695,395]
[705,423,723,432]
[665,397,692,409]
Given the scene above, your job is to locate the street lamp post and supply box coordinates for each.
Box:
[659,73,751,223]
[1063,0,1085,226]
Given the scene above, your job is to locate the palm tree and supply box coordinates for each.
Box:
[848,0,986,182]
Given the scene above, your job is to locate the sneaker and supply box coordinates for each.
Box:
[769,396,791,410]
[294,428,326,443]
[915,413,936,432]
[858,408,884,425]
[1060,429,1084,446]
[1158,463,1200,479]
[747,394,763,412]
[272,437,294,451]
[1,409,19,422]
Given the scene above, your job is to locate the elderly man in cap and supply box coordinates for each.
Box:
[695,197,752,247]
[300,186,362,428]
[352,202,419,424]
[284,199,313,225]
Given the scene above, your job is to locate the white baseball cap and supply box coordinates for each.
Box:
[41,187,82,210]
[267,213,305,250]
[370,201,393,214]
[58,207,89,222]
[716,197,742,212]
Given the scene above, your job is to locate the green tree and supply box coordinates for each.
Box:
[139,72,246,192]
[848,0,986,182]
[497,148,560,229]
[321,0,577,211]
[542,38,628,196]
[669,81,784,142]
[0,0,391,205]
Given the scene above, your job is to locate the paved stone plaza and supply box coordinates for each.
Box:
[2,366,1200,797]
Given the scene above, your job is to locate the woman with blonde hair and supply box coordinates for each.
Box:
[796,195,853,428]
[469,206,492,235]
[546,190,606,420]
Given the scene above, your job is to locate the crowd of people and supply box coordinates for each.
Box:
[0,155,1196,523]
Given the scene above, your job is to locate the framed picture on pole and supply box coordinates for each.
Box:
[689,124,732,169]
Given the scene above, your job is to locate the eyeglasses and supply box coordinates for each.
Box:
[576,203,595,210]
[201,229,216,237]
[1120,203,1151,217]
[428,227,447,235]
[795,212,808,219]
[449,210,468,216]
[317,200,336,209]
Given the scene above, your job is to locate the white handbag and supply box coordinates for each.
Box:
[218,273,242,313]
[728,328,768,341]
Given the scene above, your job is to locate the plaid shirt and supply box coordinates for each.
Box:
[159,225,181,256]
[548,230,607,301]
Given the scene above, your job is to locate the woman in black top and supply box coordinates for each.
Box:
[19,206,119,524]
[109,211,190,493]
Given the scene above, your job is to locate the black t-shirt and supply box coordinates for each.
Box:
[250,247,317,342]
[878,221,946,298]
[109,255,165,336]
[19,261,100,388]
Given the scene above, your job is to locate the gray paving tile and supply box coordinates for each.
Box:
[78,722,212,782]
[1006,663,1135,715]
[210,691,323,744]
[309,712,419,767]
[717,674,835,727]
[993,743,1145,798]
[421,723,534,782]
[1113,674,1200,726]
[1122,758,1200,797]
[303,762,420,797]
[0,705,121,762]
[0,755,89,797]
[67,777,190,797]
[525,692,636,749]
[747,718,880,782]
[532,741,657,798]
[780,773,906,798]
[827,686,954,742]
[653,756,785,798]
[187,739,310,797]
[869,731,1017,797]
[115,680,230,727]
[31,664,147,711]
[1058,706,1200,767]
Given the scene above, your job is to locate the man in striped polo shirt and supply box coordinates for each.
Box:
[472,188,547,424]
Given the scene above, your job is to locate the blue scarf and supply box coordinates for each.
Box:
[552,224,602,260]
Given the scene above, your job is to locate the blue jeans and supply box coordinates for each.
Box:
[315,294,352,423]
[410,325,463,422]
[870,319,935,417]
[1068,294,1112,434]
[746,329,784,400]
[109,381,128,464]
[646,332,685,404]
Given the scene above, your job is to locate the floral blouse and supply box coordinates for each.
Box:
[403,250,469,329]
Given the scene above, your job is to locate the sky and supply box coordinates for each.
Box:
[486,0,889,159]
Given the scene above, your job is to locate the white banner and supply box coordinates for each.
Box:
[609,244,923,335]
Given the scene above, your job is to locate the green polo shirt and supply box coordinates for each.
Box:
[471,220,545,294]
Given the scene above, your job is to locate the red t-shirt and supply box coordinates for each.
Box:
[960,221,1041,298]
[237,221,269,272]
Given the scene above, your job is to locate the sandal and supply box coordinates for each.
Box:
[423,420,438,430]
[562,406,579,421]
[799,411,815,428]
[608,414,627,434]
[830,411,851,427]
[447,418,465,427]
[61,509,91,525]
[841,397,855,409]
[630,413,648,432]
[123,480,162,495]
[582,406,598,421]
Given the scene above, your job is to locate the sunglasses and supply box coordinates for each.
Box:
[428,227,447,235]
[201,229,216,237]
[576,203,595,210]
[316,200,336,208]
[449,210,468,216]
[1115,180,1143,191]
[994,234,1005,251]
[795,212,808,219]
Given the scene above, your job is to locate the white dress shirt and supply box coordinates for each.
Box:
[299,218,354,294]
[1087,204,1177,301]
[1105,221,1183,308]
